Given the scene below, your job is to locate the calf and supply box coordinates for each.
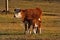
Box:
[14,8,42,34]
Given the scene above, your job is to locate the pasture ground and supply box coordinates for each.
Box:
[0,1,60,40]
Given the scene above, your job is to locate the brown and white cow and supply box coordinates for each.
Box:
[14,8,42,34]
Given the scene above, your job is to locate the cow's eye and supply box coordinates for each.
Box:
[14,8,21,13]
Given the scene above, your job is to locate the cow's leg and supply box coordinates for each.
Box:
[37,27,41,34]
[25,23,28,33]
[27,23,31,34]
[33,27,37,34]
[33,23,38,34]
[26,20,32,34]
[24,21,28,34]
[37,22,41,34]
[39,21,42,34]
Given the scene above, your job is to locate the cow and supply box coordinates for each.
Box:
[14,8,42,34]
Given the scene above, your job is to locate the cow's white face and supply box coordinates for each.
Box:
[14,12,22,18]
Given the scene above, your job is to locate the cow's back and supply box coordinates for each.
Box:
[25,8,42,20]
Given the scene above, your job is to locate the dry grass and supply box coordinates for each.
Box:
[0,1,60,40]
[0,12,60,40]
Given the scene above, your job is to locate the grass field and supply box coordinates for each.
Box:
[0,12,60,40]
[0,1,60,40]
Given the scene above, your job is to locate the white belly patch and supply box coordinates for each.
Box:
[35,23,38,27]
[38,18,41,21]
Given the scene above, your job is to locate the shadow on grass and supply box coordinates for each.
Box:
[0,21,22,23]
[43,14,59,16]
[0,32,25,35]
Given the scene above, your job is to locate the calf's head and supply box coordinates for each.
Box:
[14,9,26,19]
